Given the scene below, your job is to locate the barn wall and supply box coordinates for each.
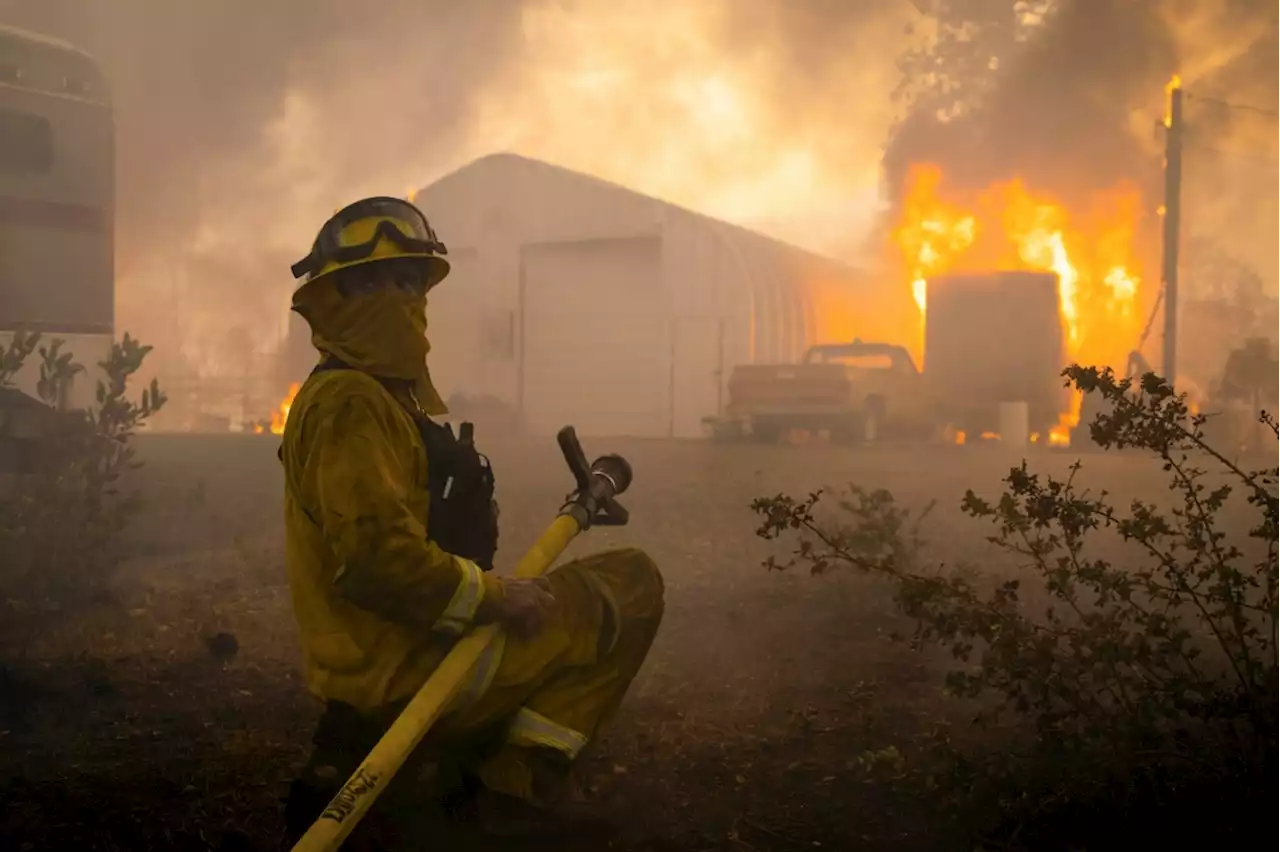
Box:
[518,235,670,438]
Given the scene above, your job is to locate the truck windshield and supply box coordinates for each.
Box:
[809,352,895,370]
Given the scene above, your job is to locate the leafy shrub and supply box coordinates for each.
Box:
[752,366,1278,849]
[0,331,166,615]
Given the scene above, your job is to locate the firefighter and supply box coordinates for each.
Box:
[279,197,664,842]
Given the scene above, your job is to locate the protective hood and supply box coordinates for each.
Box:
[291,280,448,416]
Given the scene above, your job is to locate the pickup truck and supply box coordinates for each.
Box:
[706,340,933,443]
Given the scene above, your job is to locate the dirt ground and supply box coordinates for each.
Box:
[0,432,1240,851]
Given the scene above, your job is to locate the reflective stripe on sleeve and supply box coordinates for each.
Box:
[431,556,486,636]
[506,707,589,759]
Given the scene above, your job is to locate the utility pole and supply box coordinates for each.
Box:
[1161,78,1184,383]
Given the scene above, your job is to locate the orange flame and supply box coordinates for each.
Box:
[1164,74,1182,127]
[269,383,301,436]
[893,164,1147,447]
[892,164,977,318]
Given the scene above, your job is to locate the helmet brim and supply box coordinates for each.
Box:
[293,252,451,298]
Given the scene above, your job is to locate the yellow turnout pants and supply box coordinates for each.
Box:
[430,546,665,801]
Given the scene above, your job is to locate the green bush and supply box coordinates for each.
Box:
[752,365,1278,849]
[0,331,166,615]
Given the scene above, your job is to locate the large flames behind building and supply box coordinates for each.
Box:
[892,161,1153,445]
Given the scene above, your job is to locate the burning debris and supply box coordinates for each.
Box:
[893,163,1146,362]
[253,383,299,436]
[892,161,1152,447]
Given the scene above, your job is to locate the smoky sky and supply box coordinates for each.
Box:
[1,0,1272,256]
[885,1,1179,201]
[0,0,1272,381]
[882,2,1276,228]
[878,0,1278,307]
[0,0,906,371]
[0,0,524,283]
[0,0,897,280]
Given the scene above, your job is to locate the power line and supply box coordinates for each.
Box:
[1184,91,1280,119]
[1178,88,1280,166]
[1182,139,1280,169]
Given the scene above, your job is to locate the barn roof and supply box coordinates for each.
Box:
[0,23,96,60]
[418,152,863,276]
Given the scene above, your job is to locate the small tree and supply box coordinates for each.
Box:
[892,0,1026,123]
[752,366,1278,848]
[0,331,166,613]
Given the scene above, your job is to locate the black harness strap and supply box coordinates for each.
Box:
[278,358,499,570]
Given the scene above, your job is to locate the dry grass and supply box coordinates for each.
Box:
[0,433,1212,851]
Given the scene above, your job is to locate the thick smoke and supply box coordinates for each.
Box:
[0,0,1271,396]
[0,0,523,378]
[886,2,1175,197]
[881,0,1278,294]
[0,1,521,268]
[1174,1,1279,297]
[878,0,1278,394]
[0,0,899,385]
[465,0,914,253]
[0,0,909,383]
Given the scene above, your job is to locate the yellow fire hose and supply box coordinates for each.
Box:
[289,426,633,852]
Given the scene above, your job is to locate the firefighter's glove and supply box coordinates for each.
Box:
[478,577,558,642]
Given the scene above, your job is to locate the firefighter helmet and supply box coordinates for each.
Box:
[290,196,450,292]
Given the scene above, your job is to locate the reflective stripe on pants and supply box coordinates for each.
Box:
[505,706,589,759]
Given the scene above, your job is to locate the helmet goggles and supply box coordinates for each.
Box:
[290,196,449,283]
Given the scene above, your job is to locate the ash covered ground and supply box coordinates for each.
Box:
[0,434,1250,850]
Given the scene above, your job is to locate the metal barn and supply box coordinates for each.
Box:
[409,153,879,439]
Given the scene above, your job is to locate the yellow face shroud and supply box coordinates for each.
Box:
[290,197,452,415]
